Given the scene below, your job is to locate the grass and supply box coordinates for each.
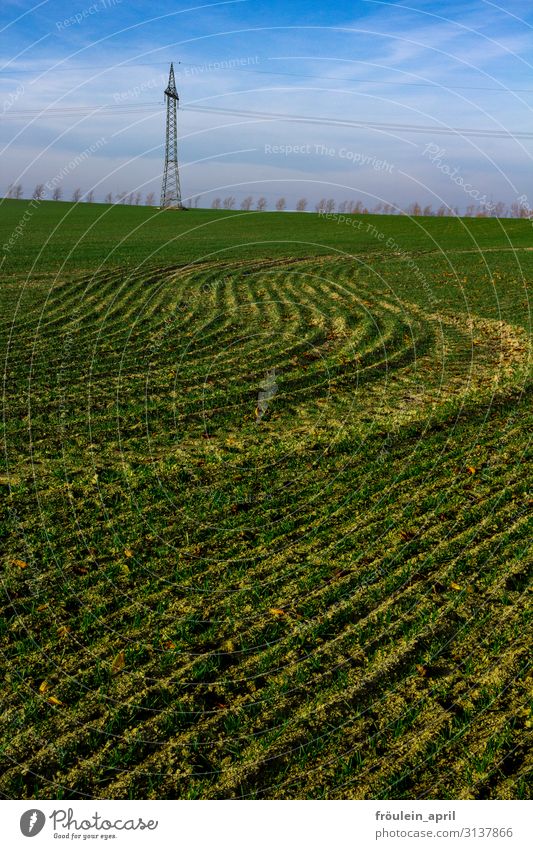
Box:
[0,199,531,799]
[2,198,533,274]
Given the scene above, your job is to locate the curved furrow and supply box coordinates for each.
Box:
[1,253,530,800]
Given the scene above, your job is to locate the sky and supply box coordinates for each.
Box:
[1,0,533,211]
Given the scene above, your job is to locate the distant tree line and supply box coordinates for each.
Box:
[4,185,533,218]
[208,195,533,218]
[3,185,198,207]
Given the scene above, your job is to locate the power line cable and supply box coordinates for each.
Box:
[1,59,532,93]
[3,100,533,140]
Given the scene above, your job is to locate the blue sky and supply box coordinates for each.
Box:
[1,0,533,210]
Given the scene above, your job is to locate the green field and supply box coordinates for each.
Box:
[0,199,531,799]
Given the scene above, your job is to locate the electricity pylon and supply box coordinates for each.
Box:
[160,63,184,209]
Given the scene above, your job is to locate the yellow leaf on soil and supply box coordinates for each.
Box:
[47,696,63,706]
[450,582,462,591]
[269,608,286,617]
[13,559,27,569]
[466,466,476,475]
[39,681,49,693]
[111,650,125,675]
[124,548,134,558]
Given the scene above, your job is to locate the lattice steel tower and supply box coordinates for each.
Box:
[160,63,183,208]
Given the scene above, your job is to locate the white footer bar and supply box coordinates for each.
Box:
[3,799,531,849]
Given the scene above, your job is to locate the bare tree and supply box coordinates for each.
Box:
[337,201,347,214]
[116,191,127,204]
[296,198,308,212]
[86,190,95,203]
[510,201,530,219]
[105,192,113,204]
[325,198,336,213]
[72,188,82,203]
[211,197,221,209]
[145,192,155,206]
[256,197,267,211]
[315,198,327,213]
[223,196,236,209]
[13,184,23,199]
[436,205,447,217]
[422,205,433,217]
[134,192,142,205]
[52,187,63,201]
[275,197,287,211]
[32,184,45,200]
[6,184,14,198]
[241,196,253,211]
[127,193,134,205]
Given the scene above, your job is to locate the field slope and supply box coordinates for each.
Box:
[0,201,531,799]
